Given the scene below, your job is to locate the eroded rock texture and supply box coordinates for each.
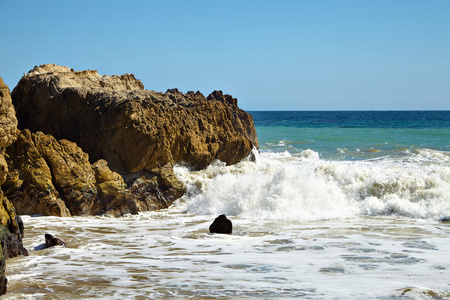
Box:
[0,77,27,295]
[12,64,258,173]
[11,64,258,211]
[3,129,139,217]
[0,77,18,149]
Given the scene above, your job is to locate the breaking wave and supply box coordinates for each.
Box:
[173,148,450,221]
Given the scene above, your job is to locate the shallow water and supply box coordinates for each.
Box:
[5,213,450,299]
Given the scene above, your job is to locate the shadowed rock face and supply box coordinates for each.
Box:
[12,64,259,176]
[0,76,27,295]
[3,129,139,217]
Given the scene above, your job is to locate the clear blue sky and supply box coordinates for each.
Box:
[1,0,449,110]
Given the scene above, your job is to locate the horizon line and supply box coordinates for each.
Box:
[246,109,450,112]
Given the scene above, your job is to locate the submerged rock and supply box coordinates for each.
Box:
[209,214,233,234]
[44,234,66,248]
[11,64,258,212]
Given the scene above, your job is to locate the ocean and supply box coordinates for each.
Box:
[5,111,450,299]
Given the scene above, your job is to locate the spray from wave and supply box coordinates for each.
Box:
[173,149,450,221]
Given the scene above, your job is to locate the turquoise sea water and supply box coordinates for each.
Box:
[250,111,450,160]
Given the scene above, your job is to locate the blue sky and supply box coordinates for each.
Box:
[1,0,449,110]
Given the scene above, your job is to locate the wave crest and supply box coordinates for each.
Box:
[173,149,450,221]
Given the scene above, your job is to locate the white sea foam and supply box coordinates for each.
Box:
[6,213,450,299]
[277,140,286,146]
[6,149,450,299]
[173,149,450,221]
[6,148,450,298]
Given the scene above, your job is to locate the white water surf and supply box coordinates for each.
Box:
[4,149,450,299]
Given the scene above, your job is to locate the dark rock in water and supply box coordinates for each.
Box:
[439,217,450,223]
[45,234,66,248]
[209,214,232,234]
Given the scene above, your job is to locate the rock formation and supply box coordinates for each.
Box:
[91,159,138,216]
[0,77,27,295]
[209,214,233,234]
[44,234,65,248]
[0,77,18,150]
[3,129,139,217]
[0,64,257,294]
[13,65,258,172]
[10,64,259,212]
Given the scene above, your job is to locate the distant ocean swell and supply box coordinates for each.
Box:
[173,148,450,221]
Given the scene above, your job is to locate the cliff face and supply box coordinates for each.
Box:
[11,64,258,211]
[12,64,258,175]
[6,64,258,215]
[0,77,27,295]
[0,77,18,149]
[3,129,139,217]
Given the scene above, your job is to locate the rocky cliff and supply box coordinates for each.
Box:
[0,64,257,294]
[10,64,258,213]
[3,129,139,217]
[0,77,27,295]
[12,64,258,173]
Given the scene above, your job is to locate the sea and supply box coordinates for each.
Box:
[5,111,450,299]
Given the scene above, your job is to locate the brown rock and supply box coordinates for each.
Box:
[128,166,184,212]
[8,64,259,219]
[4,130,142,217]
[91,159,138,217]
[44,233,65,248]
[12,64,258,181]
[0,76,18,196]
[32,131,97,216]
[4,130,72,217]
[0,76,27,295]
[0,76,18,150]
